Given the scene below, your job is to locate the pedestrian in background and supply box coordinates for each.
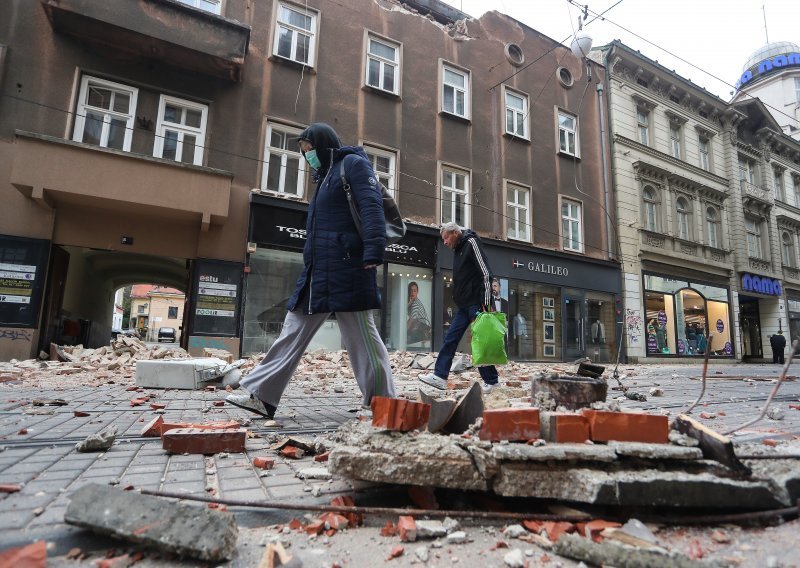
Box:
[227,123,395,418]
[770,331,787,364]
[419,222,499,394]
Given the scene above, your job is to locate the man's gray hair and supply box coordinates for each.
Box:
[440,222,462,235]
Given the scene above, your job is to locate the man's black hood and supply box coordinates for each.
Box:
[298,123,342,172]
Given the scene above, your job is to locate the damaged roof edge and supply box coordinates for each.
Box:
[400,0,471,25]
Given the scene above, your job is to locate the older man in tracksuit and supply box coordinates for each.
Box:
[419,222,499,394]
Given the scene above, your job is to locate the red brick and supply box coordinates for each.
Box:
[371,397,430,432]
[387,545,404,559]
[73,411,90,418]
[397,515,416,542]
[542,521,576,542]
[149,403,166,410]
[331,495,362,527]
[380,521,397,537]
[0,540,46,568]
[130,397,148,407]
[314,451,330,462]
[545,412,590,443]
[280,446,304,459]
[304,520,324,535]
[158,420,241,436]
[212,401,225,407]
[252,457,275,469]
[479,408,540,442]
[320,512,349,530]
[583,519,622,543]
[0,484,21,493]
[288,518,303,530]
[581,410,669,444]
[162,427,246,454]
[141,416,164,437]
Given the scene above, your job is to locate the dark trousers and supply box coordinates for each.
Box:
[434,305,498,385]
[772,348,785,364]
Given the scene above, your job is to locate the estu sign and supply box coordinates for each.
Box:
[741,273,782,296]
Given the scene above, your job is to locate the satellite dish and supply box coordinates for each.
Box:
[570,30,593,59]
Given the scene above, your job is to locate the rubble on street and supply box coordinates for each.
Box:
[0,347,799,566]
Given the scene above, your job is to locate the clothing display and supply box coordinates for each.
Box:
[590,320,605,343]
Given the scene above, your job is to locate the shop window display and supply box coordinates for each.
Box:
[387,264,433,351]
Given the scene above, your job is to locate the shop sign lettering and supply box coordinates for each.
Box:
[385,244,418,254]
[512,259,569,277]
[0,329,31,341]
[737,52,800,89]
[277,225,307,239]
[716,319,724,333]
[741,273,782,296]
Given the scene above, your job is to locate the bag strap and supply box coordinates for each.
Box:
[339,158,364,237]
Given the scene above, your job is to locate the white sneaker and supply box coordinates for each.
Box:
[481,383,495,395]
[225,392,276,418]
[419,372,447,390]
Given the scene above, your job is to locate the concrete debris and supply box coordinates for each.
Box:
[65,483,238,561]
[554,533,715,568]
[446,531,468,544]
[503,548,526,568]
[414,546,430,563]
[767,406,786,421]
[415,520,447,539]
[532,372,607,410]
[296,467,332,480]
[450,354,470,372]
[75,425,117,452]
[607,518,660,547]
[503,524,529,539]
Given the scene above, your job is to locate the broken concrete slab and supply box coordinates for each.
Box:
[532,372,607,410]
[442,381,483,434]
[418,390,457,433]
[554,533,713,568]
[65,484,237,561]
[672,414,751,474]
[75,425,117,452]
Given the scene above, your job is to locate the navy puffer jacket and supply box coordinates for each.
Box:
[287,123,385,314]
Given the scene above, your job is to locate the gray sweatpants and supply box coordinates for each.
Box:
[241,309,395,408]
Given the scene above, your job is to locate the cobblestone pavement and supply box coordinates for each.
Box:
[0,358,799,565]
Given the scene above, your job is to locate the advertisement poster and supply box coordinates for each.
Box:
[191,259,243,336]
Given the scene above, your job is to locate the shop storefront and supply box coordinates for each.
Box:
[440,244,622,363]
[788,294,800,347]
[642,271,734,358]
[243,196,437,356]
[737,272,783,360]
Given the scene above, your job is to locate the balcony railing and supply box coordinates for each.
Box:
[740,179,770,202]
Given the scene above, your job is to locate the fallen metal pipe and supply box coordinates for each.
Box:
[683,334,712,415]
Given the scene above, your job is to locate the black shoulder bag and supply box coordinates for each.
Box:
[340,159,406,245]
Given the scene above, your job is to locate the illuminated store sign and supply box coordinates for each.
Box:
[741,273,782,296]
[736,52,800,89]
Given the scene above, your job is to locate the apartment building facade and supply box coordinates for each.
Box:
[598,40,800,362]
[0,0,619,362]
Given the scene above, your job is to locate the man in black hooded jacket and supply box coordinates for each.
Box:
[419,222,500,394]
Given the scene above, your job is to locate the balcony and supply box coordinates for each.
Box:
[639,230,731,266]
[42,0,249,82]
[740,179,772,207]
[11,132,232,232]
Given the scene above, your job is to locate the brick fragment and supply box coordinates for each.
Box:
[542,521,576,542]
[141,416,164,437]
[280,446,305,459]
[0,484,21,493]
[544,412,590,443]
[380,521,398,536]
[162,428,246,454]
[581,409,669,444]
[288,518,303,530]
[371,397,430,432]
[149,403,166,410]
[0,540,46,567]
[130,397,148,407]
[583,519,622,542]
[73,411,90,418]
[314,451,330,462]
[252,457,275,469]
[397,515,417,542]
[331,495,362,527]
[159,420,241,436]
[212,401,225,407]
[304,520,324,535]
[320,512,349,530]
[387,545,404,559]
[479,408,540,442]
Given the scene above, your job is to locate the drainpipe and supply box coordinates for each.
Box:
[596,80,613,261]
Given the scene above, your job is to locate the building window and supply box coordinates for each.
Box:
[557,110,578,156]
[261,123,306,197]
[138,305,145,314]
[669,124,682,159]
[504,88,528,138]
[739,157,755,190]
[637,108,649,146]
[642,186,659,231]
[676,196,691,240]
[506,182,531,242]
[561,199,582,252]
[175,0,221,14]
[73,76,138,151]
[796,77,800,102]
[706,206,720,249]
[366,35,400,94]
[363,145,397,199]
[782,231,796,267]
[745,217,763,259]
[699,136,710,171]
[775,170,786,202]
[442,64,469,119]
[153,96,207,166]
[794,177,800,208]
[441,166,469,227]
[168,306,179,319]
[273,2,317,66]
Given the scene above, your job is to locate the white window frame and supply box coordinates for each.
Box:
[440,164,470,228]
[557,109,579,157]
[705,206,720,249]
[273,2,318,67]
[637,108,650,146]
[794,176,800,208]
[699,136,710,171]
[441,63,470,119]
[153,95,208,166]
[261,122,306,198]
[774,170,786,202]
[503,87,529,139]
[73,75,138,151]
[362,144,397,199]
[669,123,682,159]
[676,196,691,241]
[642,186,659,232]
[175,0,222,15]
[365,34,400,95]
[782,231,796,267]
[739,157,755,184]
[561,198,583,253]
[745,217,763,259]
[505,181,531,242]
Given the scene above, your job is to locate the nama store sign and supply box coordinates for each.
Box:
[741,273,782,296]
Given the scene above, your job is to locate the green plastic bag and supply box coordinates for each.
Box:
[471,310,508,366]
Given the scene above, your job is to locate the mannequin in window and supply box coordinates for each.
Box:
[490,278,509,316]
[591,319,605,343]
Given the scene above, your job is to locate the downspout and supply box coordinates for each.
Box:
[596,80,613,261]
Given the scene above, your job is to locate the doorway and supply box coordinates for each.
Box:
[563,295,584,361]
[739,297,762,359]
